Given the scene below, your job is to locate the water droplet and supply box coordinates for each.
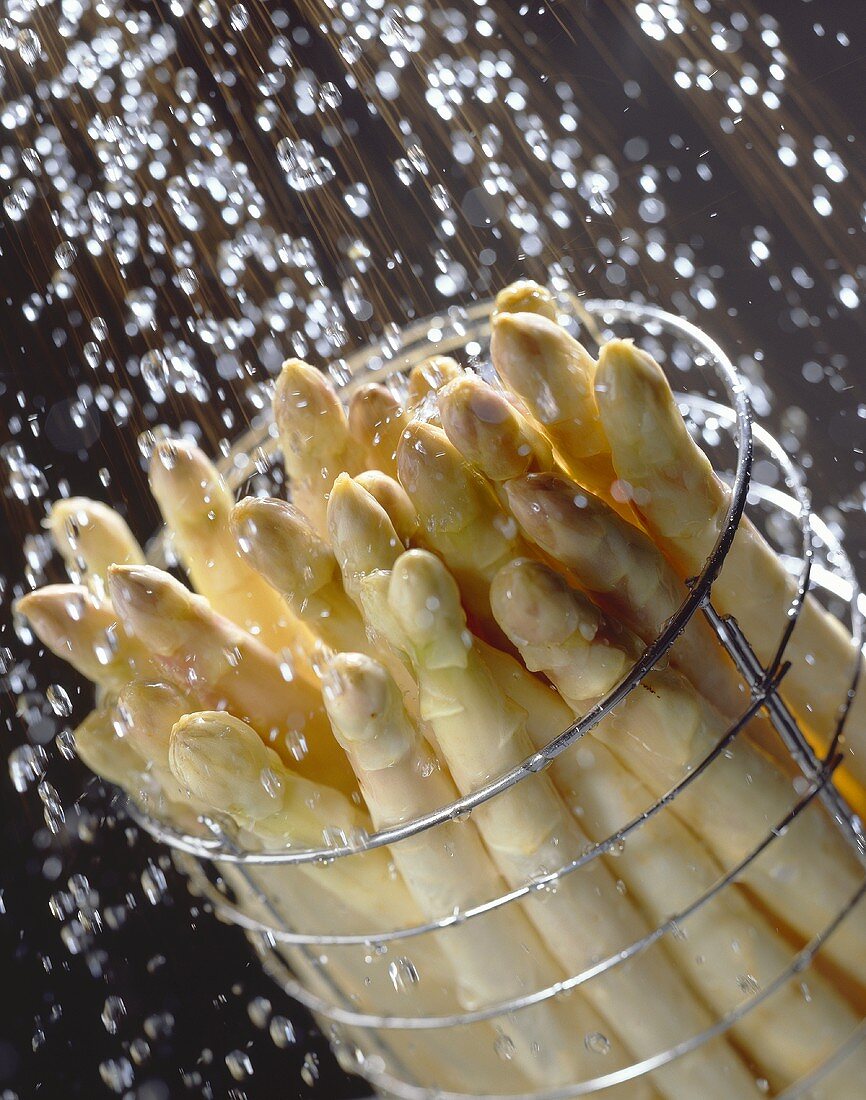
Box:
[229,3,249,31]
[47,684,73,718]
[585,1032,611,1055]
[269,1015,296,1048]
[99,1056,134,1093]
[101,995,127,1035]
[54,241,77,269]
[276,137,335,192]
[300,1051,320,1086]
[494,1030,515,1061]
[140,861,168,904]
[8,744,48,792]
[225,1049,253,1080]
[388,956,420,992]
[247,996,271,1028]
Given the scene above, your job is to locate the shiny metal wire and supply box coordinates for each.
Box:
[132,298,866,1097]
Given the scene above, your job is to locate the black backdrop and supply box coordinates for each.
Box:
[1,2,865,1098]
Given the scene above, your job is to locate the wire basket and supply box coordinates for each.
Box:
[127,297,866,1099]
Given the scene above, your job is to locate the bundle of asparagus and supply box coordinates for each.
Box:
[18,280,866,1097]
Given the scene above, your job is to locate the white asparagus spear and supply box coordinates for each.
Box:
[327,472,409,646]
[388,548,762,1100]
[73,701,206,832]
[170,710,527,1093]
[107,564,357,795]
[595,338,866,793]
[149,438,311,660]
[354,470,419,545]
[493,279,558,321]
[490,558,866,1093]
[15,584,160,691]
[74,703,150,791]
[327,471,586,753]
[405,355,462,409]
[438,373,555,485]
[396,420,531,646]
[490,310,622,508]
[505,471,747,720]
[231,496,370,656]
[348,382,405,479]
[47,497,145,591]
[273,358,359,537]
[490,556,866,991]
[116,677,190,783]
[323,652,592,1089]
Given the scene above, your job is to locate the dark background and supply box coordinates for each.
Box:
[1,1,865,1098]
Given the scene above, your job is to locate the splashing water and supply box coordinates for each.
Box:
[1,1,864,1096]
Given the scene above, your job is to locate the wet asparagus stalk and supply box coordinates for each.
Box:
[107,564,356,795]
[388,548,761,1100]
[490,310,621,509]
[47,497,145,590]
[396,420,531,646]
[231,496,371,656]
[505,471,746,719]
[322,651,593,1089]
[595,338,866,795]
[347,382,405,479]
[273,358,359,537]
[491,559,866,1094]
[149,438,311,659]
[16,584,160,691]
[490,556,866,992]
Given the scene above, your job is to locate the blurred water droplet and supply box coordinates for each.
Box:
[300,1051,320,1086]
[225,1049,253,1080]
[101,995,127,1035]
[55,241,77,269]
[269,1015,296,1048]
[99,1056,134,1093]
[9,743,49,792]
[388,956,420,992]
[585,1032,611,1055]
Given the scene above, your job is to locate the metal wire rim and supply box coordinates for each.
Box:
[132,297,756,865]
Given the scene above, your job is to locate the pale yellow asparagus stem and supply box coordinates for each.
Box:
[347,382,405,479]
[327,472,409,647]
[490,557,866,992]
[149,438,309,659]
[438,373,554,484]
[354,470,419,545]
[75,701,205,829]
[493,279,558,321]
[74,703,149,790]
[15,584,160,690]
[396,420,531,646]
[47,497,144,591]
[116,680,198,799]
[491,559,866,1093]
[231,496,370,656]
[595,338,866,795]
[490,310,620,506]
[322,653,592,1089]
[169,711,419,917]
[107,564,356,795]
[273,358,358,536]
[405,354,462,408]
[505,471,747,720]
[170,710,524,1093]
[327,470,588,750]
[388,549,760,1100]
